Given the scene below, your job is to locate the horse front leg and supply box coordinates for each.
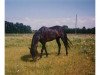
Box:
[40,42,48,58]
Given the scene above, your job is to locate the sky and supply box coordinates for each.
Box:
[5,0,95,30]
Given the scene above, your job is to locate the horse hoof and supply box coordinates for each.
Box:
[37,57,40,60]
[46,56,48,57]
[66,54,68,56]
[57,53,60,55]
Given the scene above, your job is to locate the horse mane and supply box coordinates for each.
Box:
[30,31,41,56]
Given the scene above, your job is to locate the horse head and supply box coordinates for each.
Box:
[29,46,39,60]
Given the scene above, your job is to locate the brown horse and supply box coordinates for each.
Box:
[29,25,71,60]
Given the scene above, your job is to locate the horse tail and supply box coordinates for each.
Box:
[67,37,72,46]
[66,35,73,49]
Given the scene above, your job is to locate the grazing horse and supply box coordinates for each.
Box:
[29,25,71,60]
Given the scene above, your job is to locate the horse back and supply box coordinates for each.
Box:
[39,26,63,42]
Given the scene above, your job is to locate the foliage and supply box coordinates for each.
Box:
[5,21,95,34]
[5,21,32,33]
[64,26,95,34]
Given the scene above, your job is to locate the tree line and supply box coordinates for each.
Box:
[5,21,32,33]
[5,21,95,34]
[64,26,95,34]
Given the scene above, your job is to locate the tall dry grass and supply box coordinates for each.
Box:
[5,34,95,75]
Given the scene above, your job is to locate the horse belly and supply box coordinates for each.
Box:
[46,33,59,41]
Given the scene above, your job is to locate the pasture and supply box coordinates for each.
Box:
[5,34,95,75]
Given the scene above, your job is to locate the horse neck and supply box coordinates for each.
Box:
[31,35,40,54]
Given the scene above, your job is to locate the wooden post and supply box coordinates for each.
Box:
[75,14,77,34]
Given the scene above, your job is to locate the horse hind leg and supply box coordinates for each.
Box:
[40,46,44,58]
[56,38,61,55]
[61,37,68,55]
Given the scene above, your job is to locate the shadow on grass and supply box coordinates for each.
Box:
[21,52,60,62]
[21,54,34,62]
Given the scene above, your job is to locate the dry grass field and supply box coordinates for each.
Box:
[5,34,95,75]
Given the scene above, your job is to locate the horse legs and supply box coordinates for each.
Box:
[40,46,44,58]
[56,38,61,55]
[61,37,68,55]
[40,43,48,58]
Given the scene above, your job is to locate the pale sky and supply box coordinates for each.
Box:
[5,0,95,30]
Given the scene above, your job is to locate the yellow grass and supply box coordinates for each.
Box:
[5,34,95,75]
